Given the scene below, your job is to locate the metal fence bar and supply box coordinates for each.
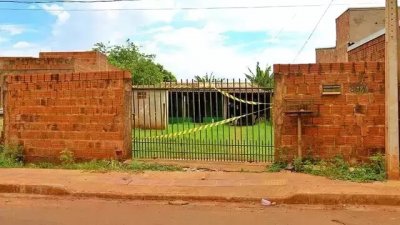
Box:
[132,79,274,162]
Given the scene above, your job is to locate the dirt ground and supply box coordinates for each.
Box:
[0,194,399,225]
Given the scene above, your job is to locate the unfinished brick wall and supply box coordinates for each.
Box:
[273,62,385,161]
[0,51,118,75]
[0,51,120,110]
[0,58,76,74]
[334,11,350,63]
[4,71,132,162]
[316,48,338,63]
[348,35,385,62]
[39,51,119,72]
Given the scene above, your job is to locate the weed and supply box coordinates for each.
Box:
[267,161,287,172]
[293,157,304,172]
[25,159,183,173]
[0,144,24,168]
[59,149,75,165]
[127,161,182,172]
[267,154,387,182]
[293,154,386,182]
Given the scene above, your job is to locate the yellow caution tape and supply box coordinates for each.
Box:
[132,84,272,106]
[214,88,271,105]
[137,108,271,140]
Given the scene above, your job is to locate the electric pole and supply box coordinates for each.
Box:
[385,0,400,179]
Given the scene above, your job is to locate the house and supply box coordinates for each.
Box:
[316,7,400,63]
[132,82,272,130]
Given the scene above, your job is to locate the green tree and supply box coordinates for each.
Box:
[157,64,177,82]
[245,62,274,88]
[93,40,176,85]
[194,72,224,82]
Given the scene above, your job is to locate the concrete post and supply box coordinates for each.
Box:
[297,116,302,159]
[385,0,400,180]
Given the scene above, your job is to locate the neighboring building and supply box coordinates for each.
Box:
[316,7,398,63]
[347,27,385,62]
[132,82,272,130]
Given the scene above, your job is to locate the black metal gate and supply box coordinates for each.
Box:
[132,80,274,162]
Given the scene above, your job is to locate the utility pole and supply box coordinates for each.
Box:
[385,0,400,180]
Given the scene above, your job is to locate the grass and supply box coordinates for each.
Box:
[133,121,274,162]
[268,154,387,183]
[0,116,3,133]
[0,145,182,172]
[26,160,183,172]
[0,144,24,168]
[134,121,274,142]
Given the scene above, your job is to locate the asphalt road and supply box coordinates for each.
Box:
[0,194,399,225]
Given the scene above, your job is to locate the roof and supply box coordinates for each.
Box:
[315,47,336,51]
[133,82,273,93]
[345,7,385,12]
[347,28,385,52]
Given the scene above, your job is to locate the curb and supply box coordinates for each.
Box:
[1,183,400,206]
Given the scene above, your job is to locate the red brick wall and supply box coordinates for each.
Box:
[0,51,119,76]
[0,58,75,74]
[4,71,132,162]
[335,11,350,62]
[315,12,350,63]
[39,51,120,72]
[0,51,121,105]
[316,48,338,63]
[348,35,385,62]
[273,62,385,161]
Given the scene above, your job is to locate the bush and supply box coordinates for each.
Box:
[267,154,387,182]
[59,149,75,165]
[267,161,287,172]
[300,154,386,182]
[0,144,24,168]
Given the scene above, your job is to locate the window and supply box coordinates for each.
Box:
[137,92,147,99]
[322,84,341,95]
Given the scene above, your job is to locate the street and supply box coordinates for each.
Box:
[0,194,399,225]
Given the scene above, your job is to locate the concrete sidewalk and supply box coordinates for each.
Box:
[0,168,400,205]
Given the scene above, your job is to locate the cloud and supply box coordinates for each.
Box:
[41,4,71,36]
[0,24,26,35]
[13,41,34,49]
[1,0,385,78]
[42,4,71,25]
[0,36,7,43]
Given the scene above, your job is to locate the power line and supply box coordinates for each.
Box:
[292,0,335,63]
[0,0,141,3]
[0,2,383,11]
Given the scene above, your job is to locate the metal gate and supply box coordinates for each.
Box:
[132,80,274,162]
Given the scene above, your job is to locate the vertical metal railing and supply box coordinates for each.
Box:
[132,80,274,162]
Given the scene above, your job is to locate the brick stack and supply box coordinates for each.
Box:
[3,71,132,162]
[273,62,385,161]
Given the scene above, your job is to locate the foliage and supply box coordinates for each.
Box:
[277,154,387,182]
[267,161,287,172]
[0,143,182,172]
[245,62,274,88]
[157,64,177,82]
[126,161,183,172]
[20,159,183,173]
[59,149,75,165]
[93,39,176,85]
[194,72,224,82]
[0,144,24,168]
